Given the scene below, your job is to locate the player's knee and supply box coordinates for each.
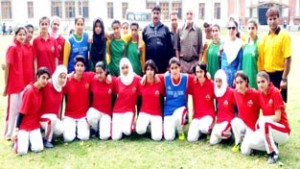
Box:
[112,133,122,141]
[63,133,75,142]
[31,144,44,153]
[151,132,162,141]
[136,125,146,135]
[164,132,175,141]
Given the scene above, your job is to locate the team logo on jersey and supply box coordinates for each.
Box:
[224,100,228,106]
[57,45,62,51]
[51,46,55,52]
[85,83,89,89]
[167,86,171,90]
[268,99,273,106]
[205,94,211,100]
[132,87,136,92]
[247,100,253,107]
[155,90,159,95]
[108,89,112,94]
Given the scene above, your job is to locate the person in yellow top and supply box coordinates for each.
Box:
[258,6,292,102]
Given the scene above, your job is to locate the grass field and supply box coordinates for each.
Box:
[0,32,299,169]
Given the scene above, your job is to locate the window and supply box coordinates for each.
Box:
[27,1,34,18]
[172,2,182,19]
[107,2,113,19]
[78,1,89,18]
[1,1,12,19]
[146,2,156,10]
[296,0,300,17]
[51,1,62,17]
[122,2,128,19]
[160,2,169,20]
[214,2,221,19]
[65,1,75,19]
[198,3,205,20]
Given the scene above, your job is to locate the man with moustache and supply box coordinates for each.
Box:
[170,11,179,57]
[142,5,173,73]
[176,9,203,73]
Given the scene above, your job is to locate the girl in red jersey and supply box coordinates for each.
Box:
[112,57,141,140]
[33,16,58,75]
[231,71,260,153]
[13,67,50,155]
[23,24,35,85]
[3,27,26,141]
[187,62,216,142]
[255,71,291,164]
[87,61,114,140]
[136,60,164,141]
[40,65,67,148]
[63,56,93,142]
[50,16,65,65]
[209,69,235,145]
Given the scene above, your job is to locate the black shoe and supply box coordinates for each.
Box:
[267,152,279,164]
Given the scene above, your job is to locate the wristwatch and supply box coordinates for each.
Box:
[281,78,287,82]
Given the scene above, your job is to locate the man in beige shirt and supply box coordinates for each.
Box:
[176,9,203,73]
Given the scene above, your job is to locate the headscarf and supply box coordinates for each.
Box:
[90,18,106,64]
[52,65,68,92]
[223,37,243,64]
[119,57,135,86]
[50,16,61,39]
[214,69,228,97]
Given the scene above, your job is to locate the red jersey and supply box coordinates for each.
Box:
[191,79,216,119]
[56,35,65,64]
[113,76,141,113]
[40,83,63,117]
[20,84,42,131]
[33,35,58,75]
[259,84,291,134]
[5,39,25,94]
[23,43,35,85]
[90,77,114,116]
[139,80,164,116]
[234,88,260,131]
[64,72,94,119]
[216,87,235,123]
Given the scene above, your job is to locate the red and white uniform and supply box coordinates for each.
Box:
[231,88,260,154]
[136,80,164,141]
[253,84,291,154]
[87,77,115,140]
[23,42,35,85]
[33,35,58,75]
[4,39,25,140]
[112,75,141,140]
[15,84,43,155]
[210,87,235,145]
[63,72,94,142]
[188,79,216,142]
[39,65,67,143]
[55,35,65,65]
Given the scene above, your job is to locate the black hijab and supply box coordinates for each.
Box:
[90,18,106,66]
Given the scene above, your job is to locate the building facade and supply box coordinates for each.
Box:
[0,0,299,29]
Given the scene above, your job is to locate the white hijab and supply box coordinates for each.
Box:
[214,69,228,97]
[52,65,68,92]
[50,16,61,39]
[119,57,135,86]
[223,37,243,64]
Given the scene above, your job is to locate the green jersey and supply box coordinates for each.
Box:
[127,41,142,75]
[207,41,221,79]
[109,38,126,76]
[242,38,258,88]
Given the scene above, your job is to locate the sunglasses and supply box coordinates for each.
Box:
[248,27,255,30]
[228,27,236,30]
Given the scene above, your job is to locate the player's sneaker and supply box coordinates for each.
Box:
[231,143,241,152]
[44,141,54,148]
[267,152,279,164]
[178,132,185,141]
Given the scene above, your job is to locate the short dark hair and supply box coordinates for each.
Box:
[266,6,280,18]
[256,71,270,82]
[144,59,158,73]
[95,61,106,71]
[25,24,34,30]
[152,5,161,12]
[36,67,50,78]
[193,62,207,78]
[39,16,50,24]
[169,57,181,67]
[111,20,121,27]
[130,22,139,29]
[247,18,258,29]
[75,16,85,24]
[74,55,86,65]
[15,26,26,36]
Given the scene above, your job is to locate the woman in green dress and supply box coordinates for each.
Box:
[242,19,259,88]
[206,24,222,79]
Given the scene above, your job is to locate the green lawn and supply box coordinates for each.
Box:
[0,33,299,169]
